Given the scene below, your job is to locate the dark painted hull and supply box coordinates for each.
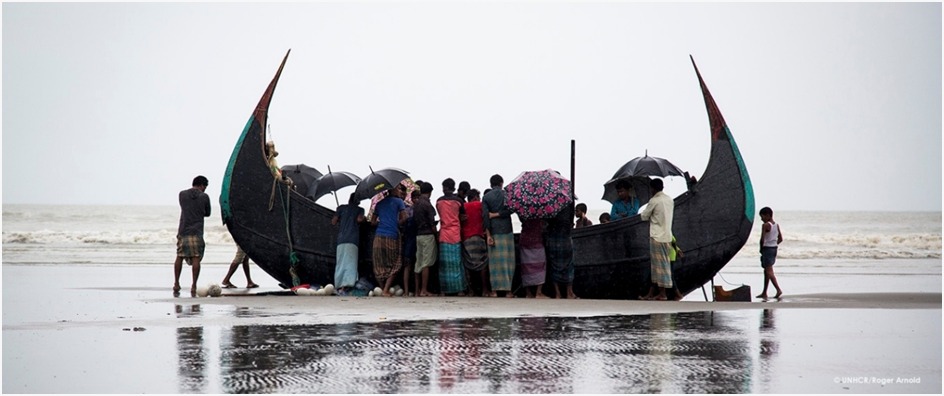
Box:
[572,57,755,299]
[222,52,754,297]
[221,51,347,288]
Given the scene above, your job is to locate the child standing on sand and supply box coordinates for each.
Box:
[757,206,784,299]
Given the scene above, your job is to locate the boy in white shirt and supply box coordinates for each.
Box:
[756,206,784,299]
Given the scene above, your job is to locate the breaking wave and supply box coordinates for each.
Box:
[4,227,940,260]
[737,231,941,259]
[4,206,941,261]
[2,226,237,246]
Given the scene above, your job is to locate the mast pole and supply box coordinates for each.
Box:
[570,139,576,201]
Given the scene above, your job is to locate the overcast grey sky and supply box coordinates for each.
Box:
[3,2,941,212]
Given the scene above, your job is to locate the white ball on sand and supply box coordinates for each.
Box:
[314,288,326,296]
[394,288,404,296]
[374,287,383,296]
[295,288,311,296]
[208,283,222,297]
[368,290,374,297]
[323,284,335,295]
[195,285,209,297]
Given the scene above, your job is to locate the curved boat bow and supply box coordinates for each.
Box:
[570,56,754,299]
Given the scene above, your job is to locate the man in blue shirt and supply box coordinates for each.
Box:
[610,179,640,221]
[371,185,408,297]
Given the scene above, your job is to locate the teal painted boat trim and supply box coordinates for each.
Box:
[221,116,255,222]
[725,126,755,222]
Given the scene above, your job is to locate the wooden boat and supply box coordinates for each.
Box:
[222,50,754,297]
[221,50,344,288]
[570,55,755,299]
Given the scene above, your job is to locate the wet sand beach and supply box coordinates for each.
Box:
[3,262,941,393]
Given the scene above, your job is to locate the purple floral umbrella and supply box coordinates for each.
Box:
[504,169,573,220]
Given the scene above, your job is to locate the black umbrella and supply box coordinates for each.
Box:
[281,164,323,199]
[610,152,685,180]
[308,168,362,203]
[353,167,410,201]
[602,152,685,205]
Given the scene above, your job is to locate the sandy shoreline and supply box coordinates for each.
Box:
[134,291,942,327]
[5,263,939,394]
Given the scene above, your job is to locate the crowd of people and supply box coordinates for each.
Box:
[331,174,582,298]
[172,165,783,301]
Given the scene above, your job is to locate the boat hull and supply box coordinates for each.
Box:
[221,53,754,298]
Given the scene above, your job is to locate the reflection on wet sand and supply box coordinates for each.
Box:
[175,304,206,393]
[174,310,773,393]
[756,308,779,393]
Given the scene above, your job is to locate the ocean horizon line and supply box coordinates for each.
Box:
[4,202,942,214]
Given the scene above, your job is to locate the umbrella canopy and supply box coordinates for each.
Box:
[353,167,410,201]
[280,164,323,199]
[504,169,573,220]
[601,153,685,205]
[610,153,685,179]
[308,170,361,202]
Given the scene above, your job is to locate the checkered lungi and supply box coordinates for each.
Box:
[520,244,546,287]
[650,239,674,288]
[177,235,205,258]
[415,234,437,273]
[545,234,574,284]
[372,235,402,284]
[335,243,359,288]
[439,242,467,294]
[462,236,489,272]
[488,233,515,291]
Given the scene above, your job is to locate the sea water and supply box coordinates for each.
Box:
[2,204,941,296]
[3,205,940,265]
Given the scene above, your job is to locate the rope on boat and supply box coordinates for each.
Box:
[268,178,278,211]
[716,272,744,287]
[276,181,302,287]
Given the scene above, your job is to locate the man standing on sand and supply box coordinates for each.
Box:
[221,244,259,289]
[174,175,211,296]
[412,181,438,297]
[461,189,492,297]
[547,202,579,299]
[639,178,675,301]
[332,193,366,295]
[437,178,468,296]
[371,184,409,297]
[482,174,515,298]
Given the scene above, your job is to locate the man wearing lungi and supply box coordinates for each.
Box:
[639,178,675,301]
[371,185,408,297]
[482,174,516,298]
[173,175,210,297]
[332,193,366,294]
[436,178,468,295]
